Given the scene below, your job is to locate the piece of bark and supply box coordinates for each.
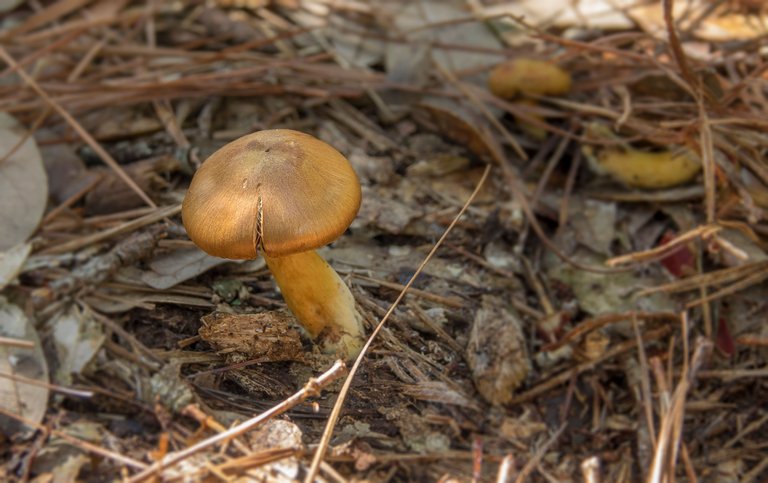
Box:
[466,295,530,405]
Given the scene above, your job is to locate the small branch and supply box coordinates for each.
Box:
[128,360,347,483]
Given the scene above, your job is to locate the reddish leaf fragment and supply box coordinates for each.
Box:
[658,231,696,277]
[716,318,735,357]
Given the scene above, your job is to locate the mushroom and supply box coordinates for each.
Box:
[182,129,365,358]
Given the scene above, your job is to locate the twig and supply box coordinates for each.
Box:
[648,334,711,483]
[0,371,93,398]
[605,224,721,267]
[495,454,516,483]
[662,0,697,94]
[128,360,347,482]
[0,336,35,349]
[514,423,567,483]
[580,456,602,483]
[0,406,147,470]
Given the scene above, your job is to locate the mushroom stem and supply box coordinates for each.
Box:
[264,250,365,358]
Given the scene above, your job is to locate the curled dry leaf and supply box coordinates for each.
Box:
[418,97,500,160]
[466,295,530,405]
[0,113,48,251]
[0,297,49,436]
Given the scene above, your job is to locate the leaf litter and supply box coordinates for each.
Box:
[0,0,767,481]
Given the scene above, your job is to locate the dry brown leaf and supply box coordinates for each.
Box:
[0,297,49,436]
[49,304,106,383]
[139,247,231,290]
[0,242,31,291]
[0,113,48,250]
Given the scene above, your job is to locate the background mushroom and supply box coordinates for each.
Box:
[182,129,366,358]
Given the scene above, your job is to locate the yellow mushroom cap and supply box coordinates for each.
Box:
[182,129,361,259]
[488,58,572,99]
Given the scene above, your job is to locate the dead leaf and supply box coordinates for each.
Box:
[241,419,303,481]
[39,140,99,204]
[567,198,617,256]
[418,96,499,160]
[385,0,504,86]
[378,406,452,453]
[487,0,637,31]
[630,1,768,42]
[49,305,106,384]
[327,14,386,69]
[406,153,470,178]
[0,296,49,436]
[356,185,423,234]
[401,381,479,409]
[0,113,48,250]
[31,421,105,483]
[0,242,31,291]
[545,249,677,332]
[84,156,177,215]
[139,247,232,290]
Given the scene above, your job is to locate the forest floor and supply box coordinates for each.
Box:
[0,0,767,481]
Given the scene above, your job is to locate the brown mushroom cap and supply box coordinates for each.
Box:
[182,129,361,259]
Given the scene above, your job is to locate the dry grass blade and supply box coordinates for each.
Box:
[0,371,93,398]
[0,46,156,208]
[304,164,492,482]
[606,224,722,267]
[638,260,768,296]
[42,204,180,255]
[514,423,567,483]
[649,333,712,483]
[0,336,35,349]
